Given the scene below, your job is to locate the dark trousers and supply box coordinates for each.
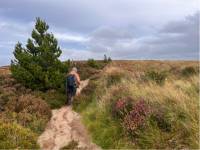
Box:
[66,86,76,105]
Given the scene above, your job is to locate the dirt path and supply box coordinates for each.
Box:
[38,80,100,150]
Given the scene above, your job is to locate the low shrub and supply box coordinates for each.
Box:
[1,94,51,133]
[87,59,100,69]
[145,70,167,85]
[0,94,10,111]
[0,111,49,134]
[6,94,51,118]
[0,122,39,149]
[111,97,133,119]
[123,99,151,136]
[181,66,197,77]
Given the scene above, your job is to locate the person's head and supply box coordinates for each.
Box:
[72,67,78,73]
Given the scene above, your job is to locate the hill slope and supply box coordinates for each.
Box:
[73,60,199,149]
[0,60,199,149]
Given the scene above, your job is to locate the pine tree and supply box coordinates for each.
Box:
[108,57,112,62]
[11,18,68,90]
[104,54,108,63]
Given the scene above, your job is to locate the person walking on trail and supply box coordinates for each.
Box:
[66,67,80,106]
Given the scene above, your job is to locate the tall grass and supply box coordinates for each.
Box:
[74,62,199,149]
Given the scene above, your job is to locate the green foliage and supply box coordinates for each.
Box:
[181,66,197,77]
[82,105,131,149]
[33,90,66,109]
[104,54,112,63]
[87,59,100,69]
[108,57,112,62]
[0,122,39,149]
[145,70,167,85]
[11,18,68,91]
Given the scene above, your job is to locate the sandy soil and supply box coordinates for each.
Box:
[38,80,100,150]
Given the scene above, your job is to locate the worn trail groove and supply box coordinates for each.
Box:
[38,79,100,150]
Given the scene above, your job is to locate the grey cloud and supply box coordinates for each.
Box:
[146,12,199,58]
[86,27,135,53]
[83,12,199,60]
[0,0,197,33]
[0,0,198,65]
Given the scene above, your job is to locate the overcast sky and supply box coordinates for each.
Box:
[0,0,199,66]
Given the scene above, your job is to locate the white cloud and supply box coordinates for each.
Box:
[54,32,89,42]
[60,48,102,61]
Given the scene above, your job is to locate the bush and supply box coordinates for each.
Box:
[111,97,133,119]
[0,94,10,112]
[104,54,112,63]
[0,122,39,149]
[123,99,151,136]
[87,59,100,69]
[11,18,68,91]
[1,94,51,133]
[181,66,197,77]
[108,57,112,62]
[145,70,167,85]
[6,94,51,118]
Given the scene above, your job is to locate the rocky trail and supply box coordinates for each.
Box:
[38,79,100,150]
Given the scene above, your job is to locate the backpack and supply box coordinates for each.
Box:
[66,74,76,87]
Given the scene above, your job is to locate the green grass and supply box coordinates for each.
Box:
[72,61,199,149]
[76,98,134,149]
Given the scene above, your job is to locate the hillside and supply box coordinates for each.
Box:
[73,60,199,149]
[0,60,199,149]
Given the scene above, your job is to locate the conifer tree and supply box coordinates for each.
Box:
[11,18,68,90]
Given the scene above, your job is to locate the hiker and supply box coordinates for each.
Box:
[66,67,80,106]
